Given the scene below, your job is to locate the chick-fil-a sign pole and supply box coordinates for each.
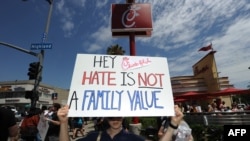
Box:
[67,54,174,117]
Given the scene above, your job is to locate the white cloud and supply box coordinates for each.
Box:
[96,0,109,8]
[86,43,102,52]
[71,0,87,8]
[91,26,112,42]
[212,16,250,88]
[136,0,250,88]
[54,0,250,88]
[55,0,78,37]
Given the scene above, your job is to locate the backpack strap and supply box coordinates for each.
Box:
[96,131,102,141]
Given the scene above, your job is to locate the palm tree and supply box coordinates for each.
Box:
[106,44,125,55]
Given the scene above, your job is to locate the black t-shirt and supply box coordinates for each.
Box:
[47,112,60,136]
[0,107,17,141]
[77,129,145,141]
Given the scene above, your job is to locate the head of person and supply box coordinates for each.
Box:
[53,103,61,111]
[27,107,38,117]
[41,105,47,111]
[106,117,123,129]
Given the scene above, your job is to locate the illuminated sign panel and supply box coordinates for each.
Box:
[111,3,152,37]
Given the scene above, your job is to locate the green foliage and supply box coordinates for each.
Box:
[125,117,224,141]
[189,124,205,141]
[139,117,158,128]
[106,44,125,55]
[189,124,223,141]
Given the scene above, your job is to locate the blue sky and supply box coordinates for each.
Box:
[1,0,250,89]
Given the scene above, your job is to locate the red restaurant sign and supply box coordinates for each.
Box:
[111,3,152,37]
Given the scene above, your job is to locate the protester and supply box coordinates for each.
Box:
[158,105,193,141]
[44,103,61,141]
[57,105,184,141]
[219,101,226,111]
[207,104,214,112]
[0,107,18,141]
[93,117,105,131]
[68,117,75,132]
[158,117,193,141]
[84,117,89,125]
[37,106,48,141]
[71,117,85,139]
[44,106,54,119]
[231,102,240,112]
[20,107,40,141]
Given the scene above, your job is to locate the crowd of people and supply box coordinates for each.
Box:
[57,105,190,141]
[0,103,62,141]
[2,99,249,141]
[0,102,196,141]
[176,100,248,114]
[0,106,18,141]
[17,103,62,141]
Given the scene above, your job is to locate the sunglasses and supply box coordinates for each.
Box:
[107,117,123,121]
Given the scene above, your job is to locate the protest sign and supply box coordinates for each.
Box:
[67,54,174,117]
[37,114,49,141]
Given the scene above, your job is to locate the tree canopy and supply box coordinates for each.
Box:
[106,44,125,55]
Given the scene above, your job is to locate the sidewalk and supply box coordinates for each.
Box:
[69,121,95,141]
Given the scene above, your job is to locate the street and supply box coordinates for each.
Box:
[69,121,95,141]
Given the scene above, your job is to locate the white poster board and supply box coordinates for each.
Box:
[37,114,49,141]
[67,54,174,117]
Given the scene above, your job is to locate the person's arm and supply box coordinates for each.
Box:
[159,105,184,141]
[8,124,18,137]
[57,105,70,141]
[46,117,61,125]
[6,108,19,138]
[158,126,175,141]
[188,134,194,141]
[157,126,164,138]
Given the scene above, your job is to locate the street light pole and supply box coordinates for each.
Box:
[0,42,38,57]
[31,0,54,108]
[43,0,53,43]
[28,0,54,108]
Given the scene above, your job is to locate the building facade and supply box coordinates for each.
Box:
[0,80,69,112]
[172,51,234,108]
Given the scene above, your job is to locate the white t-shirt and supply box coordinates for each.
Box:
[162,120,192,141]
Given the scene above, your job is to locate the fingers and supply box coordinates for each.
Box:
[174,104,183,117]
[170,104,184,126]
[58,105,69,117]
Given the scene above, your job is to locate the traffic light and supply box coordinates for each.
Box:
[27,62,40,80]
[25,90,39,101]
[25,91,33,99]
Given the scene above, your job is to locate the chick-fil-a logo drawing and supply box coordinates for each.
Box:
[122,57,151,70]
[122,5,141,28]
